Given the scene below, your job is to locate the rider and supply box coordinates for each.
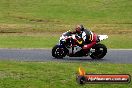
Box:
[70,25,97,52]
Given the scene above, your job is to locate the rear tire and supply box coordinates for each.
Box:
[52,45,67,59]
[90,43,107,59]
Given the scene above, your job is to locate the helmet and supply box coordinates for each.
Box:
[75,25,84,33]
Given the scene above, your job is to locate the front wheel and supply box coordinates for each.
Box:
[52,45,67,59]
[90,43,107,59]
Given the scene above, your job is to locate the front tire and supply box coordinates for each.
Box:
[90,43,107,59]
[52,45,67,59]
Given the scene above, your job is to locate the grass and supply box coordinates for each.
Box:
[0,34,59,48]
[0,60,132,88]
[0,0,131,23]
[0,33,131,49]
[0,0,131,48]
[0,1,131,88]
[101,34,132,49]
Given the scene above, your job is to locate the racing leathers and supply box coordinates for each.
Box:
[70,29,97,50]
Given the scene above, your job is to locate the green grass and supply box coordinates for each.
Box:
[0,0,131,28]
[0,34,59,48]
[101,34,132,49]
[0,1,131,88]
[0,61,132,88]
[0,0,131,48]
[0,33,131,49]
[0,0,131,23]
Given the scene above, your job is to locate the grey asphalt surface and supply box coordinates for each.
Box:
[0,49,132,63]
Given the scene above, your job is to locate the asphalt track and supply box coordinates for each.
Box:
[0,49,132,63]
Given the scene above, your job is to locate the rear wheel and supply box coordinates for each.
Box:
[52,45,67,59]
[90,43,107,59]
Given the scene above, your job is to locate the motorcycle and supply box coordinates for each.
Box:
[52,31,108,59]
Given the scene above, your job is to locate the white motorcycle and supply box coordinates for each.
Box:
[52,32,108,59]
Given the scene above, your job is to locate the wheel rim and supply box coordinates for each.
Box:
[95,48,104,56]
[55,47,64,57]
[93,47,105,58]
[96,48,104,54]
